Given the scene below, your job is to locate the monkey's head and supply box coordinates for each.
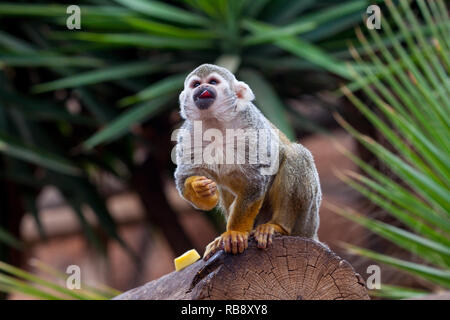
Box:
[179,64,255,122]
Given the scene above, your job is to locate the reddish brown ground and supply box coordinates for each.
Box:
[10,129,424,299]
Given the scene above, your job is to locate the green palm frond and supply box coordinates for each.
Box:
[0,260,120,300]
[332,0,450,297]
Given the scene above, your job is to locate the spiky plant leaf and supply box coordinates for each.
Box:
[333,0,450,297]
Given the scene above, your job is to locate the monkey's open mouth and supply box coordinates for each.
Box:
[193,87,216,109]
[199,90,213,98]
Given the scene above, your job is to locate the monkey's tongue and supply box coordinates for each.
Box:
[199,90,213,98]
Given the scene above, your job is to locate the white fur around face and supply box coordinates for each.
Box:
[179,70,255,123]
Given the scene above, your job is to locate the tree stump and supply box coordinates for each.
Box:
[114,236,369,300]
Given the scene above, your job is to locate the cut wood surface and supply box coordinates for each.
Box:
[114,236,369,300]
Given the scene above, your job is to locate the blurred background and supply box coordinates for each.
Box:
[0,0,448,299]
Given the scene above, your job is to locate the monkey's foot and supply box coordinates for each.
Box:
[203,231,249,260]
[203,236,223,261]
[252,223,285,249]
[221,230,249,255]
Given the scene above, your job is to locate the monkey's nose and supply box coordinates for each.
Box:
[193,87,216,110]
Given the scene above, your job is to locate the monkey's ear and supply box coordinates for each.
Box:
[179,90,187,118]
[179,90,185,104]
[234,81,254,109]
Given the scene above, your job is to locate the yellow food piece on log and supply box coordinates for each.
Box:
[174,249,200,271]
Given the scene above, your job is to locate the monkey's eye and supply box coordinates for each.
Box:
[209,79,218,85]
[191,81,201,88]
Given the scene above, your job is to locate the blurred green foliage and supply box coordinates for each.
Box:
[0,0,369,254]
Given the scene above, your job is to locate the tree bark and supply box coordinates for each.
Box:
[114,236,369,300]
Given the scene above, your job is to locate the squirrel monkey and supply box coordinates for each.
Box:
[175,64,322,260]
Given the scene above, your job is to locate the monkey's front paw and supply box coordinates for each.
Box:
[252,223,285,249]
[191,176,217,198]
[221,230,249,255]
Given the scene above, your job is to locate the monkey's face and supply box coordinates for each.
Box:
[179,64,254,122]
[191,75,220,111]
